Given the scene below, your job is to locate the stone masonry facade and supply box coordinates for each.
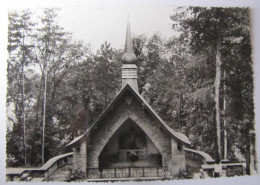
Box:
[171,139,186,176]
[86,90,186,177]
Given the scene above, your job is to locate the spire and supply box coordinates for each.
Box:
[121,15,138,92]
[125,14,134,53]
[122,15,136,64]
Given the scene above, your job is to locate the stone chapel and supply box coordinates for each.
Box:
[65,20,214,180]
[6,18,247,183]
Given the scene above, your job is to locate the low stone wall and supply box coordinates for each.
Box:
[202,163,246,178]
[184,148,215,178]
[225,164,245,176]
[6,153,73,182]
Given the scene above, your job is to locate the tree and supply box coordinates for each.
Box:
[32,8,88,164]
[171,7,254,171]
[64,41,122,137]
[94,41,121,109]
[133,33,183,129]
[7,9,35,166]
[7,8,120,167]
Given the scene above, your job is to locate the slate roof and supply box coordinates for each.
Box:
[66,84,190,148]
[184,148,215,163]
[65,134,86,148]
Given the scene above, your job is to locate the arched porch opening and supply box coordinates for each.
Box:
[99,118,162,168]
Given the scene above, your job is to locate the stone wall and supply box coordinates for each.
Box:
[185,150,206,177]
[202,163,246,178]
[225,165,245,176]
[171,139,186,177]
[184,148,215,178]
[72,139,87,174]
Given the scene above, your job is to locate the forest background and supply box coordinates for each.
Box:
[5,6,256,176]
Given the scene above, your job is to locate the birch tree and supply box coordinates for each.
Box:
[33,8,69,164]
[7,9,35,166]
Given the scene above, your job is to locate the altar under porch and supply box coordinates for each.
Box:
[100,149,162,168]
[98,119,162,169]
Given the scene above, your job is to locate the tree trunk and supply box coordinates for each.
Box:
[30,73,43,165]
[215,40,222,163]
[22,62,26,166]
[41,21,51,166]
[249,129,256,174]
[223,70,227,160]
[178,93,182,130]
[22,31,26,166]
[245,128,251,175]
[42,64,48,165]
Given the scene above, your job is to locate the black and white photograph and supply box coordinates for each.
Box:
[1,0,260,184]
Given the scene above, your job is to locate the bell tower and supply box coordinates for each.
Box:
[121,16,138,92]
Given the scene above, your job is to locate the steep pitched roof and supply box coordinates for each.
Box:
[184,148,215,163]
[66,84,190,148]
[65,134,86,148]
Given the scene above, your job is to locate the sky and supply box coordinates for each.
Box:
[57,6,176,51]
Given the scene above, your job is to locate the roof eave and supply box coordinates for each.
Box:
[65,133,87,148]
[128,85,191,145]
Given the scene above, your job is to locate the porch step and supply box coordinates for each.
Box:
[27,176,33,181]
[30,177,45,182]
[87,176,171,182]
[20,172,30,181]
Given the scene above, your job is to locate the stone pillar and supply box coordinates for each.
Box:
[72,139,87,175]
[171,139,186,177]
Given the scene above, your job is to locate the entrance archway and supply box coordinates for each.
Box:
[99,119,162,168]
